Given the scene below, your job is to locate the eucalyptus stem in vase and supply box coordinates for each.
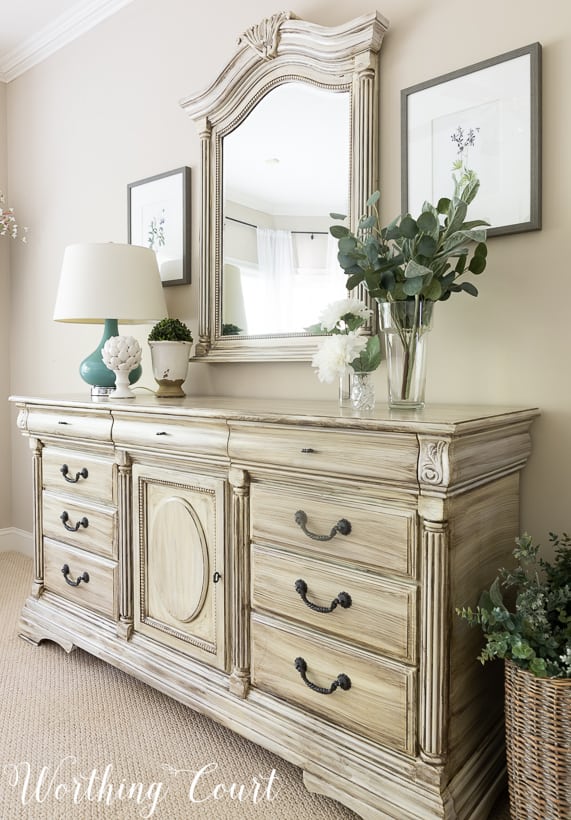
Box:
[330,128,489,408]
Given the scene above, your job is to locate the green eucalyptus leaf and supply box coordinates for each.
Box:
[417,211,438,235]
[367,191,381,206]
[338,236,358,253]
[468,255,487,275]
[346,272,365,291]
[358,214,376,230]
[330,225,350,239]
[417,235,438,258]
[455,254,467,274]
[424,278,442,300]
[402,276,424,296]
[399,215,418,239]
[460,281,479,297]
[404,259,432,279]
[437,197,451,215]
[329,212,347,221]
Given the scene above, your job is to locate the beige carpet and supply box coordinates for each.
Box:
[0,551,511,819]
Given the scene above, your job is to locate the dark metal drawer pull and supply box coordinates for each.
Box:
[300,447,315,453]
[294,657,351,695]
[156,431,168,436]
[294,509,351,541]
[60,464,88,483]
[294,579,352,613]
[60,511,89,532]
[61,563,90,587]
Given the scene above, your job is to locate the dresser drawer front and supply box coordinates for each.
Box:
[43,539,118,618]
[42,492,117,559]
[42,448,116,503]
[251,485,416,577]
[252,546,417,662]
[251,614,416,754]
[26,408,112,441]
[112,415,228,458]
[230,423,419,484]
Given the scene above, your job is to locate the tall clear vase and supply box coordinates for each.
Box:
[338,370,353,407]
[379,299,434,409]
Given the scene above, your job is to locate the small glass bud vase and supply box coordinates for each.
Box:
[350,372,375,412]
[338,370,353,407]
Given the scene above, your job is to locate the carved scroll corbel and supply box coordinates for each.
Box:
[237,11,294,59]
[418,437,451,487]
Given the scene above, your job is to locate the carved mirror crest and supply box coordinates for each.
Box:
[181,11,388,362]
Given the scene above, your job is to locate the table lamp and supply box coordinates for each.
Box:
[53,242,168,396]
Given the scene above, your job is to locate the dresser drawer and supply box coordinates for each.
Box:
[251,484,417,577]
[112,414,228,458]
[42,448,116,504]
[229,422,419,484]
[251,614,416,754]
[42,492,117,559]
[43,539,118,619]
[252,545,417,662]
[26,407,113,441]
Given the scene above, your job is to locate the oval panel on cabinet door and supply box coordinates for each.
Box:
[148,495,209,624]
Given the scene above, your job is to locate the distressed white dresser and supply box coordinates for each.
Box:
[12,395,538,819]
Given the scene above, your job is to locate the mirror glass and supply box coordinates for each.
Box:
[222,82,350,337]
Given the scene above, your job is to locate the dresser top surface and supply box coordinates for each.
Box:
[11,394,539,436]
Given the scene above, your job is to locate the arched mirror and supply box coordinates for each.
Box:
[181,10,388,361]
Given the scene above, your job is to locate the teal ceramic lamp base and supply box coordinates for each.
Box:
[79,319,142,395]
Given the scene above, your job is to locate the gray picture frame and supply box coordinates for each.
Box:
[128,166,191,286]
[401,43,542,237]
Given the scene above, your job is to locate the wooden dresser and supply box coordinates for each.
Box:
[12,395,538,819]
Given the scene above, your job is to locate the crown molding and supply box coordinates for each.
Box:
[0,0,135,83]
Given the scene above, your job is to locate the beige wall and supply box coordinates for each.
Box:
[4,0,571,541]
[0,81,11,528]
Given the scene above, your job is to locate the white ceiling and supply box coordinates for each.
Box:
[0,0,134,82]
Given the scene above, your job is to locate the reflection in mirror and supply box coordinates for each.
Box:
[222,83,350,336]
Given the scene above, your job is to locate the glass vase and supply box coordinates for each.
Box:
[350,372,375,412]
[338,370,353,407]
[379,299,434,409]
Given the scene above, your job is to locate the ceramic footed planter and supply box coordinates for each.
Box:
[149,341,192,397]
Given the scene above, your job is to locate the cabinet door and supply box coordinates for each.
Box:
[132,465,226,670]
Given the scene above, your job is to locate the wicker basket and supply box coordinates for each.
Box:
[504,659,571,819]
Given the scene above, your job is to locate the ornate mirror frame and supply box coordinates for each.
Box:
[180,10,389,362]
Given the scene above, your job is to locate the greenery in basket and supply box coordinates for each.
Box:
[457,533,571,678]
[148,318,193,343]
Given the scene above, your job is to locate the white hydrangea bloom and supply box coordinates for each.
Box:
[318,298,371,332]
[311,333,368,383]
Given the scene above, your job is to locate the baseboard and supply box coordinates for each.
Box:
[0,527,33,557]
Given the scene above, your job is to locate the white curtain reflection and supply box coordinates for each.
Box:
[256,227,295,333]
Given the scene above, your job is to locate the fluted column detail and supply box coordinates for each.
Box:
[117,450,133,640]
[30,437,44,599]
[419,518,449,763]
[228,467,250,697]
[196,119,212,357]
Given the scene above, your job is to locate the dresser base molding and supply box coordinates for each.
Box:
[19,594,505,819]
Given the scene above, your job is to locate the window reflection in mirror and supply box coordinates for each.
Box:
[222,82,350,336]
